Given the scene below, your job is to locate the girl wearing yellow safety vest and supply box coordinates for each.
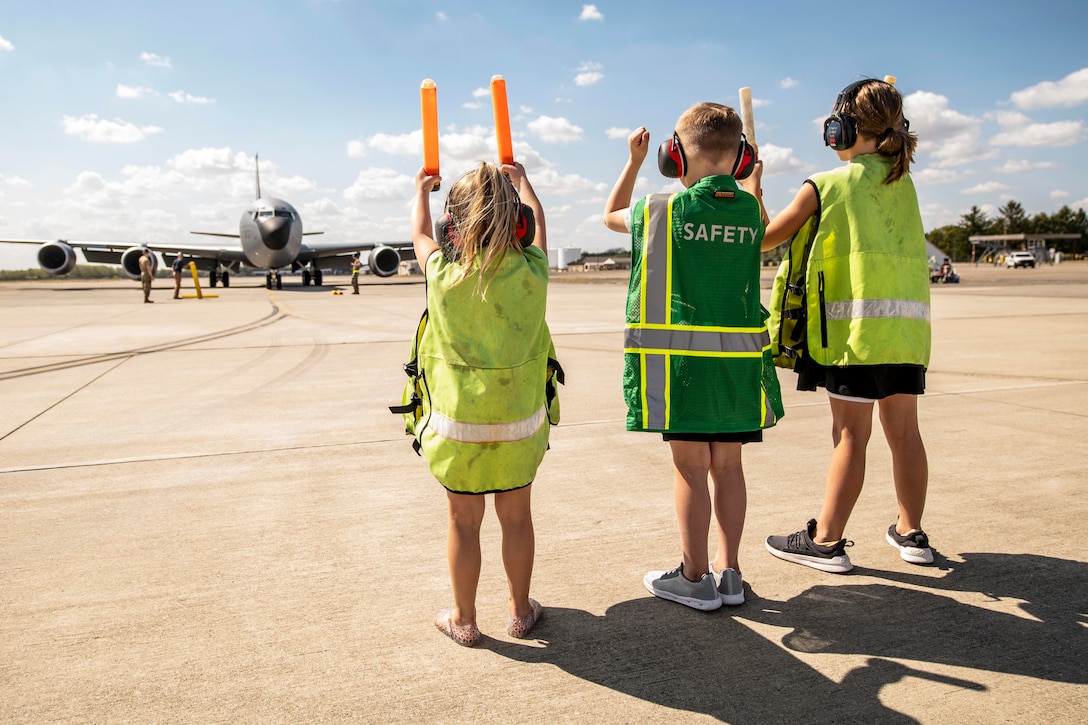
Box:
[757,79,934,573]
[408,161,554,647]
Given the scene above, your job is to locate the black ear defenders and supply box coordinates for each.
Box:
[434,183,535,260]
[823,79,911,151]
[657,131,757,180]
[823,80,868,151]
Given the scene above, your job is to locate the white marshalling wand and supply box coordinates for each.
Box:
[738,86,757,149]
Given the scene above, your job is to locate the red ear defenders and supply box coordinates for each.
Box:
[434,185,535,257]
[823,79,910,151]
[657,131,756,180]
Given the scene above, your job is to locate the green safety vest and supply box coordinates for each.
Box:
[770,155,931,369]
[624,177,783,433]
[392,246,562,494]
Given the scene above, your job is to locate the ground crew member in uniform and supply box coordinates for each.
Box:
[172,252,186,299]
[351,252,362,294]
[604,102,783,611]
[139,248,154,303]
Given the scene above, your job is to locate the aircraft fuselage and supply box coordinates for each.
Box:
[240,196,303,270]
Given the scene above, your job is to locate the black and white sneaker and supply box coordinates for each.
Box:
[765,519,853,573]
[885,524,934,564]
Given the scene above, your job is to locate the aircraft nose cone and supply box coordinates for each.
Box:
[259,217,291,250]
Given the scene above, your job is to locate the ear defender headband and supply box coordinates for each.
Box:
[434,181,535,261]
[657,131,757,180]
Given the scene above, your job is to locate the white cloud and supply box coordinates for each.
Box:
[606,127,632,140]
[779,77,798,89]
[436,12,448,21]
[168,90,215,104]
[62,114,164,144]
[990,113,1085,147]
[759,143,814,177]
[574,62,603,87]
[344,167,414,203]
[168,148,251,174]
[1,174,32,188]
[961,181,1010,195]
[905,90,993,167]
[525,166,607,196]
[1010,67,1088,109]
[527,115,583,143]
[140,51,172,68]
[751,97,770,108]
[1050,189,1070,200]
[992,159,1058,173]
[117,84,155,99]
[472,87,489,99]
[579,4,604,21]
[347,140,367,159]
[913,167,966,185]
[0,34,13,52]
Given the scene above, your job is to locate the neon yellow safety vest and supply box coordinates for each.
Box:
[804,155,931,367]
[624,177,783,433]
[392,246,561,494]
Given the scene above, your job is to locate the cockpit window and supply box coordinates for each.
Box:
[275,210,296,219]
[258,210,274,218]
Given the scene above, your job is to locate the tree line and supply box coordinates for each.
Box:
[926,201,1087,262]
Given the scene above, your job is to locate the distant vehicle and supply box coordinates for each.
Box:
[1006,252,1036,269]
[0,156,413,289]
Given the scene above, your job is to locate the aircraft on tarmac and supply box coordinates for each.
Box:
[0,156,413,289]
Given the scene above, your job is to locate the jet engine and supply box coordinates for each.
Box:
[37,241,78,275]
[368,245,401,278]
[120,246,157,281]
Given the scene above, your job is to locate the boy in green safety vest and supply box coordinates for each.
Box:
[604,102,783,611]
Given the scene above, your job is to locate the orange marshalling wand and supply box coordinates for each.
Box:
[420,78,440,191]
[490,75,515,166]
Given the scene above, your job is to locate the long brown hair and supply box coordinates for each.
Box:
[842,80,918,184]
[443,162,524,294]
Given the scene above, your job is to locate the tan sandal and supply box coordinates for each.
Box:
[507,599,544,639]
[435,607,480,647]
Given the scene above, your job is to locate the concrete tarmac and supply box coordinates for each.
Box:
[2,265,1086,723]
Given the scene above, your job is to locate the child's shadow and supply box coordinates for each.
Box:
[488,596,981,723]
[743,552,1087,684]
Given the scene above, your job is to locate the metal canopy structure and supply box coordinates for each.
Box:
[968,233,1081,264]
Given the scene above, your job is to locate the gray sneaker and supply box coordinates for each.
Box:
[710,566,744,606]
[643,564,722,611]
[765,519,853,573]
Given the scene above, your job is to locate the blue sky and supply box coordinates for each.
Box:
[1,1,1086,270]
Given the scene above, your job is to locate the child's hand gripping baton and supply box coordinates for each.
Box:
[420,79,440,191]
[490,75,515,166]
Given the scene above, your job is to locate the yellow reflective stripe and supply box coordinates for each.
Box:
[639,352,649,429]
[663,353,671,429]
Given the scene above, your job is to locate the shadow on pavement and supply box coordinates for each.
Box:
[488,552,1085,722]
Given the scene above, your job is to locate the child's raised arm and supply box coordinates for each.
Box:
[603,127,650,233]
[502,162,547,254]
[411,167,441,264]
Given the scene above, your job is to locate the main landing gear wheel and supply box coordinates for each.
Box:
[222,271,230,288]
[265,273,273,289]
[209,271,218,288]
[302,269,311,286]
[313,269,323,286]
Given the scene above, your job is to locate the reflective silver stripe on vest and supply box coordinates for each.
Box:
[429,404,547,444]
[642,195,672,325]
[824,299,931,323]
[625,326,768,355]
[642,354,668,430]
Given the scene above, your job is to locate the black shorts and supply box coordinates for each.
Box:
[662,430,763,444]
[796,358,925,399]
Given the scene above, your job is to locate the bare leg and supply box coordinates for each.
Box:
[446,491,485,627]
[815,397,874,543]
[669,440,713,580]
[878,394,928,533]
[494,484,534,618]
[709,442,746,573]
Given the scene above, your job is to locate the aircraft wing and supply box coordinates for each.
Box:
[295,240,415,265]
[0,237,248,265]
